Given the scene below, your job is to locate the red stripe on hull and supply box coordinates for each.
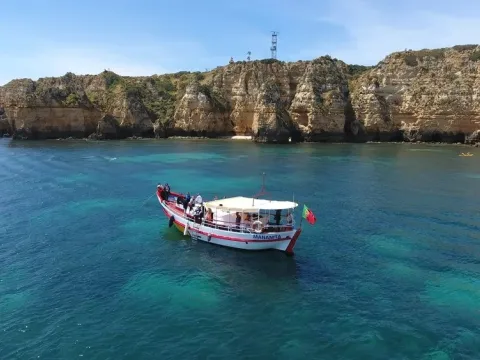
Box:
[184,223,290,243]
[158,194,292,244]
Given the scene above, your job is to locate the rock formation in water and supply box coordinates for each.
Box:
[1,45,480,143]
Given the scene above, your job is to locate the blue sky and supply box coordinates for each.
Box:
[1,0,480,85]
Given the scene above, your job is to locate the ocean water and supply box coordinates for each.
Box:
[1,138,480,360]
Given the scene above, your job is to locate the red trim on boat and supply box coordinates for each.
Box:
[158,195,291,243]
[285,228,302,255]
[186,225,290,243]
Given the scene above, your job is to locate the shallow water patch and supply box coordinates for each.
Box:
[421,271,480,320]
[421,350,452,360]
[31,197,138,224]
[384,261,428,287]
[364,233,415,260]
[0,289,34,315]
[116,152,227,164]
[119,216,163,240]
[56,173,93,184]
[118,271,224,311]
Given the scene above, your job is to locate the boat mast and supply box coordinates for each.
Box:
[252,172,268,205]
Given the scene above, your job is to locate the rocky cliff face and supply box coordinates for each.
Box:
[350,45,480,144]
[1,45,480,143]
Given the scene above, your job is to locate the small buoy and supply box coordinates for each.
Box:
[168,215,174,228]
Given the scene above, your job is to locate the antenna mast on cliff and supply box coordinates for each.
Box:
[270,31,278,59]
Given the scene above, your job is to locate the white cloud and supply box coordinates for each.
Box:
[309,0,480,65]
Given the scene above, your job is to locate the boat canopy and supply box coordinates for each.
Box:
[203,196,298,212]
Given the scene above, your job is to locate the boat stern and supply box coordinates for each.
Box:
[284,228,302,256]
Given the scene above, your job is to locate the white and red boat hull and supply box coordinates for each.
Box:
[156,191,302,255]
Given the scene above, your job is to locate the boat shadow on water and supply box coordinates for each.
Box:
[166,225,299,276]
[160,224,334,290]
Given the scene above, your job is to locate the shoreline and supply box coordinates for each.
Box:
[1,135,478,147]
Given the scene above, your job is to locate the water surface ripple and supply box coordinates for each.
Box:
[1,139,480,359]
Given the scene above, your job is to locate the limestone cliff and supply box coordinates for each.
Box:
[350,45,480,143]
[1,45,480,143]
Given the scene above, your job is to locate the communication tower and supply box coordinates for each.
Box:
[270,31,278,59]
[247,51,251,61]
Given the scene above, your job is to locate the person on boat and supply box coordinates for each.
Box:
[187,194,196,214]
[164,183,171,200]
[176,193,184,205]
[206,208,214,224]
[188,202,195,215]
[235,212,241,231]
[194,193,203,204]
[286,211,293,226]
[193,205,203,224]
[243,213,251,229]
[286,211,292,223]
[188,193,199,206]
[182,192,191,213]
[274,209,281,226]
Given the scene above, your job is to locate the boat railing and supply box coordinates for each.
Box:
[163,198,295,233]
[202,218,295,233]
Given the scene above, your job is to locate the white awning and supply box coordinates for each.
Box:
[203,196,298,212]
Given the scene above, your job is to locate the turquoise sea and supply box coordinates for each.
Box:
[1,138,480,359]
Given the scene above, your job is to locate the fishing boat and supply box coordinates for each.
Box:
[155,177,306,255]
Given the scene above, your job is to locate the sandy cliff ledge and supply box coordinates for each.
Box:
[1,45,480,143]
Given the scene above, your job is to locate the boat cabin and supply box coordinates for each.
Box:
[202,196,298,233]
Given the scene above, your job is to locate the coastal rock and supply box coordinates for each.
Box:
[0,72,154,139]
[0,105,11,136]
[171,81,231,137]
[465,129,480,144]
[198,58,353,143]
[1,45,480,143]
[350,45,480,142]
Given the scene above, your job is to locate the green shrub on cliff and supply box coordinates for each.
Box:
[469,51,480,62]
[172,71,190,78]
[198,84,229,112]
[146,77,177,124]
[453,45,478,52]
[122,77,178,125]
[403,48,446,66]
[102,71,123,89]
[347,64,374,77]
[404,55,418,67]
[65,93,80,106]
[312,55,337,65]
[86,91,101,106]
[259,58,284,65]
[412,48,446,59]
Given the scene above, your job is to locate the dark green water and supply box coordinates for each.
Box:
[1,139,480,359]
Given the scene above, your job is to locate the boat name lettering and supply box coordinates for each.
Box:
[252,234,281,240]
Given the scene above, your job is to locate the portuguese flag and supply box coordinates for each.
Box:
[302,204,316,225]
